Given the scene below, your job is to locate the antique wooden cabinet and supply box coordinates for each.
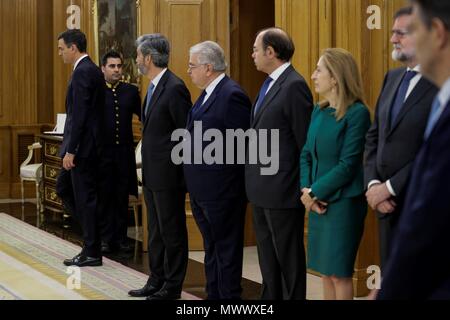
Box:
[37,134,66,222]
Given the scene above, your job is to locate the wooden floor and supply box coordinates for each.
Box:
[0,200,262,300]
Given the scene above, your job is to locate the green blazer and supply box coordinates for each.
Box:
[300,102,371,202]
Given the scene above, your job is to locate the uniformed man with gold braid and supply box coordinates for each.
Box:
[99,50,141,253]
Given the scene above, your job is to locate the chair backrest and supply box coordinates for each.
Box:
[135,140,142,183]
[20,142,42,168]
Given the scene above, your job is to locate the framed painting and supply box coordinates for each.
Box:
[92,0,141,85]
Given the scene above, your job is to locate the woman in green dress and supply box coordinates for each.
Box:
[300,48,371,300]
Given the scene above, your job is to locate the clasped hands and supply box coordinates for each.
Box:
[301,188,328,215]
[365,182,396,214]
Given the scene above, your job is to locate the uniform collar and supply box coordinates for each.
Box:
[106,81,121,90]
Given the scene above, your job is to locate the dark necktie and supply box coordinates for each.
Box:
[191,90,207,117]
[424,97,442,139]
[144,83,155,117]
[390,70,417,126]
[254,76,273,117]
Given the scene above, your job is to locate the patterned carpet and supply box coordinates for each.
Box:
[0,213,199,300]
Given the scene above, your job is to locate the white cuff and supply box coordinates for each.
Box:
[386,180,396,196]
[368,180,381,190]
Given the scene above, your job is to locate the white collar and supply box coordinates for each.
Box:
[205,73,226,97]
[151,68,168,88]
[73,54,89,71]
[269,62,291,82]
[407,65,421,73]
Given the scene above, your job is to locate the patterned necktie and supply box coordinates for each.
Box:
[144,83,156,117]
[191,90,207,116]
[424,97,442,139]
[390,70,417,126]
[253,76,273,117]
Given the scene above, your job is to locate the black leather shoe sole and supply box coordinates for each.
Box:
[128,285,161,297]
[146,291,181,300]
[63,255,102,267]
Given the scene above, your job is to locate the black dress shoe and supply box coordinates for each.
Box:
[128,284,161,297]
[146,289,181,301]
[63,254,102,267]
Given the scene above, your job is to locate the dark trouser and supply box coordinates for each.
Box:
[378,212,401,275]
[56,168,77,221]
[252,205,306,300]
[56,156,102,257]
[143,187,188,293]
[99,147,133,246]
[190,195,247,300]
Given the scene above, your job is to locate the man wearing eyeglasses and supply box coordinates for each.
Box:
[364,6,438,279]
[184,41,251,300]
[378,0,450,299]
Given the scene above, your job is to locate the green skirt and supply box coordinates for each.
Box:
[307,195,367,277]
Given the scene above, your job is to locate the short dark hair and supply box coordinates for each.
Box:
[257,27,295,62]
[410,0,450,30]
[58,29,87,53]
[394,6,413,20]
[101,50,123,66]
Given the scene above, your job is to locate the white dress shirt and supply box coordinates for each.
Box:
[265,62,291,94]
[73,54,88,70]
[368,65,423,196]
[151,68,168,90]
[200,73,226,105]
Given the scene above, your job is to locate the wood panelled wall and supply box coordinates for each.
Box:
[275,0,407,296]
[139,0,230,102]
[230,0,275,101]
[0,0,54,198]
[1,0,410,295]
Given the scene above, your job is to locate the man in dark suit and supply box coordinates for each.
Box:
[56,29,106,267]
[364,7,438,274]
[184,41,251,299]
[245,28,313,300]
[98,50,141,254]
[128,34,191,300]
[377,0,450,299]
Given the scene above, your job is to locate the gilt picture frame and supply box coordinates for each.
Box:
[92,0,141,86]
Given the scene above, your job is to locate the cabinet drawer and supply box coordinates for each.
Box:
[44,164,60,182]
[44,141,61,161]
[44,185,62,206]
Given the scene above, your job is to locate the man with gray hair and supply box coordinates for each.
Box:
[128,34,191,300]
[184,40,251,299]
[364,6,438,276]
[377,0,450,299]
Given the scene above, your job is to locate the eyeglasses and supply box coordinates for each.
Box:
[391,29,410,37]
[188,63,207,71]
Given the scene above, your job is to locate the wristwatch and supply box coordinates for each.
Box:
[308,189,317,201]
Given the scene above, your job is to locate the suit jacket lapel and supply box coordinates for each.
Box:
[187,76,228,130]
[143,70,170,130]
[252,66,293,127]
[388,78,433,135]
[383,69,406,135]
